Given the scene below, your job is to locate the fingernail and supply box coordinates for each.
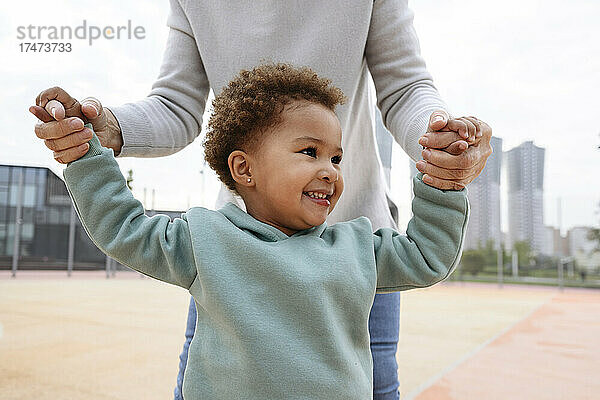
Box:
[433,116,444,123]
[423,174,433,184]
[416,160,426,171]
[418,136,429,146]
[88,103,99,116]
[50,107,56,119]
[70,119,83,129]
[422,149,431,159]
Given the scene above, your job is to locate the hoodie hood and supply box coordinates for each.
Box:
[217,202,328,242]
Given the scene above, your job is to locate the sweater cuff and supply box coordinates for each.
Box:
[405,108,454,162]
[106,104,153,158]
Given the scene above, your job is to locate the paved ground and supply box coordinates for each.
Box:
[411,287,599,400]
[1,271,597,399]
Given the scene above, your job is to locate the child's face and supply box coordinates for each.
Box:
[238,101,344,236]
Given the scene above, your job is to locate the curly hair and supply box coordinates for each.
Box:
[202,63,347,192]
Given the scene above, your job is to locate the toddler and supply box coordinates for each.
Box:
[57,64,469,399]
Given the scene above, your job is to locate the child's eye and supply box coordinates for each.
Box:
[332,155,342,164]
[300,147,317,157]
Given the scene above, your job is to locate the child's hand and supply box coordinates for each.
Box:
[416,111,492,190]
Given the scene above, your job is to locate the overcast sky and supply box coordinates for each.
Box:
[1,0,598,233]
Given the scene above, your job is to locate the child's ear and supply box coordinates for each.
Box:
[228,150,254,188]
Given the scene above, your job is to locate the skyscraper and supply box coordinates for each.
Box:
[464,136,503,250]
[506,141,545,253]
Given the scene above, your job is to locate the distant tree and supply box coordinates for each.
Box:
[126,169,134,191]
[460,250,486,276]
[588,201,600,253]
[481,239,498,266]
[513,240,534,266]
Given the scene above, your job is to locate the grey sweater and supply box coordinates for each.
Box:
[64,130,469,400]
[108,0,449,229]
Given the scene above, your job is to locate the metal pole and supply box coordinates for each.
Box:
[497,246,503,288]
[11,169,24,278]
[67,206,76,277]
[105,255,111,279]
[512,250,518,278]
[558,257,564,291]
[567,260,574,278]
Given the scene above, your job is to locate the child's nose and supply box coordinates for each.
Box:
[318,164,339,183]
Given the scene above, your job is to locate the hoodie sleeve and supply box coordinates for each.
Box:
[373,174,469,292]
[63,124,197,289]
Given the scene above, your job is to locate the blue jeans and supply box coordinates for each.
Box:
[174,292,401,400]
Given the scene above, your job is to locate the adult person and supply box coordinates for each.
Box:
[30,1,492,399]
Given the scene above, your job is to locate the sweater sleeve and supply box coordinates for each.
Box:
[63,124,197,289]
[373,174,469,293]
[108,0,210,158]
[365,0,451,162]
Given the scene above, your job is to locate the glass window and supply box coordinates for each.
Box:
[11,167,23,184]
[25,168,37,184]
[21,223,34,240]
[9,186,19,206]
[6,224,14,256]
[23,185,36,207]
[22,207,35,223]
[36,171,47,207]
[9,184,37,207]
[0,186,7,206]
[0,166,9,183]
[60,207,71,224]
[35,209,46,224]
[0,208,8,223]
[48,207,60,224]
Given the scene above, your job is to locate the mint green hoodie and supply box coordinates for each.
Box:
[64,128,469,400]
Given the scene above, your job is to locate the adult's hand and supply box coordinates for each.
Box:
[29,87,123,163]
[416,110,493,190]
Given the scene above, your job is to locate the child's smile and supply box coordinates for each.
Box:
[229,101,344,236]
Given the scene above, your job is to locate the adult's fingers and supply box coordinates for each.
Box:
[45,99,65,120]
[80,97,102,119]
[415,159,480,182]
[34,117,85,139]
[35,86,84,120]
[419,131,468,151]
[52,143,90,164]
[444,141,469,155]
[44,127,93,152]
[456,117,477,144]
[463,116,483,138]
[427,109,450,132]
[421,174,468,191]
[422,146,478,170]
[29,105,54,123]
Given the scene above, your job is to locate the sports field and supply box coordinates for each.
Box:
[1,271,598,399]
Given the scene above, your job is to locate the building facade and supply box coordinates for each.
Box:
[463,136,502,250]
[0,164,183,270]
[506,141,545,253]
